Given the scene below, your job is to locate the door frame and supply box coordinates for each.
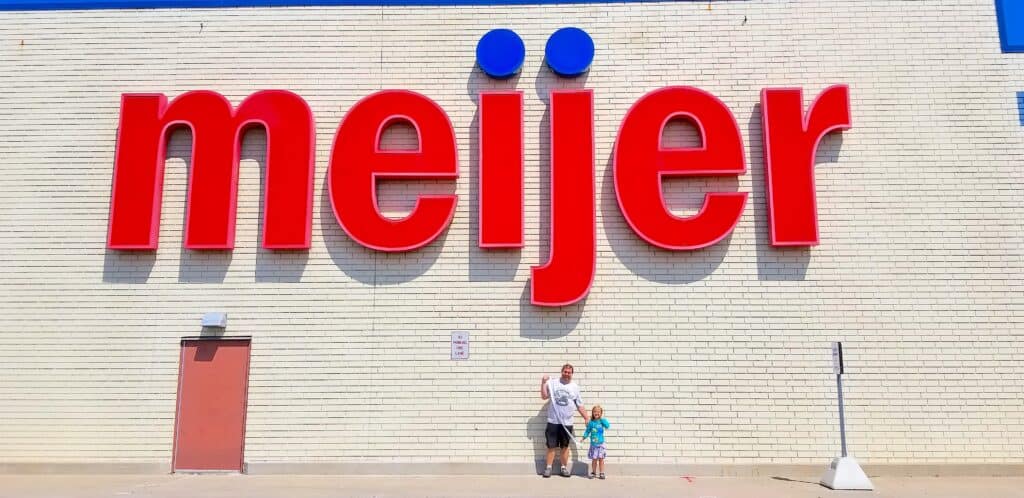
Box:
[171,336,252,473]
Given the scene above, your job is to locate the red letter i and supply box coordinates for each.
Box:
[478,91,524,248]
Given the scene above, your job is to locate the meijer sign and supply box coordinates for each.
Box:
[107,84,852,306]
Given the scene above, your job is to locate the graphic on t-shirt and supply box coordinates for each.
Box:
[546,380,581,425]
[553,387,572,407]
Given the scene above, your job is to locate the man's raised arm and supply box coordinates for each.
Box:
[540,375,550,400]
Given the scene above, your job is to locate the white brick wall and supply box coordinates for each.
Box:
[0,0,1022,467]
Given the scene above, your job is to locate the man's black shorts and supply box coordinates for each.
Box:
[545,422,573,449]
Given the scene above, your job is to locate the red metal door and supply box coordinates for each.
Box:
[172,339,251,472]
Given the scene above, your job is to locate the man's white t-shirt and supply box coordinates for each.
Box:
[546,378,583,426]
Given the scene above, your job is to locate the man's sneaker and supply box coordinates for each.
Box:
[599,472,606,480]
[542,466,551,478]
[560,466,570,477]
[589,472,596,479]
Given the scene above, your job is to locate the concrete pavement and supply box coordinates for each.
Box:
[0,475,1022,498]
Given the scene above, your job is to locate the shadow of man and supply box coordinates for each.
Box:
[529,376,589,477]
[528,406,588,477]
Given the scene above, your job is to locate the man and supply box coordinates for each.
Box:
[540,363,587,478]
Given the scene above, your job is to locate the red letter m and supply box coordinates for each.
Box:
[107,90,314,250]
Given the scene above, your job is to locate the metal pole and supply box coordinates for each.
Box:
[836,373,848,458]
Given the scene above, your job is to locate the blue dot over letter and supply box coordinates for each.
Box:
[476,29,526,79]
[544,27,594,78]
[996,0,1024,52]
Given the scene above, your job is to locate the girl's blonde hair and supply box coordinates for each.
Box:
[591,405,604,419]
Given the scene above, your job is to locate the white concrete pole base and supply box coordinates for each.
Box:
[820,456,874,490]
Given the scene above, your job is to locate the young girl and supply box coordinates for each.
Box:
[581,405,610,479]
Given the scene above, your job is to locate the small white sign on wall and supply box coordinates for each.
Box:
[831,342,844,375]
[451,332,469,360]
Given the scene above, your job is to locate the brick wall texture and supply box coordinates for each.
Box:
[0,0,1022,466]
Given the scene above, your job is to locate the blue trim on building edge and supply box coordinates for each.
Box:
[1,0,683,11]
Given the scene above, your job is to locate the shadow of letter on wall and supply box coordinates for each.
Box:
[102,250,156,283]
[750,103,839,281]
[519,285,585,340]
[247,128,309,283]
[465,65,523,282]
[165,129,232,284]
[602,149,735,285]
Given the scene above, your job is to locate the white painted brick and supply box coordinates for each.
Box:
[0,0,1022,466]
